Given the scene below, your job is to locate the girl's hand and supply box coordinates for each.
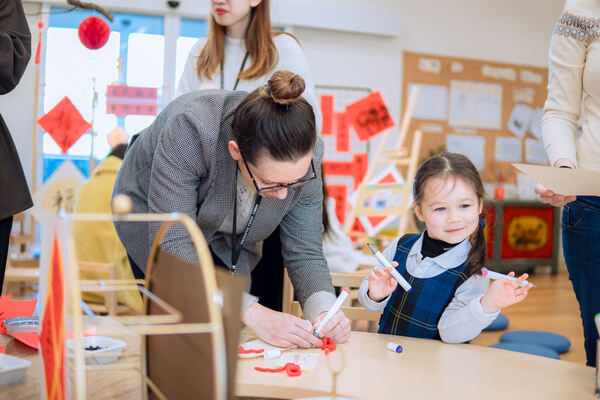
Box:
[368,262,399,301]
[480,272,533,313]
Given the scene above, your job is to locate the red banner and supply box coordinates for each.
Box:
[106,84,158,116]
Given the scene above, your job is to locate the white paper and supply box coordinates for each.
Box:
[528,106,543,140]
[495,137,522,162]
[446,134,486,170]
[507,103,533,138]
[239,339,291,358]
[273,352,320,371]
[524,138,548,164]
[513,163,600,196]
[408,84,447,120]
[418,57,441,74]
[449,81,502,130]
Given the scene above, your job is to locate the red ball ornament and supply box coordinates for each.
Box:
[78,16,110,50]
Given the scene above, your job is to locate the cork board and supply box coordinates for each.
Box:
[401,51,549,184]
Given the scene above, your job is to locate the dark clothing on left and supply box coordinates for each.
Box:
[0,0,34,292]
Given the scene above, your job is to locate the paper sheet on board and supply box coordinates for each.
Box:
[512,163,600,196]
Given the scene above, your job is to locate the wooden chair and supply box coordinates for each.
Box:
[78,261,121,316]
[8,212,39,268]
[282,268,382,330]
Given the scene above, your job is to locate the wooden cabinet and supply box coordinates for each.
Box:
[483,201,560,275]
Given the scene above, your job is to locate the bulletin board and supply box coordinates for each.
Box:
[401,51,549,184]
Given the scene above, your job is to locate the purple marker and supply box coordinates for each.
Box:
[387,342,403,353]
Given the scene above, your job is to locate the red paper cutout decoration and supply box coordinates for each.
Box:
[345,91,395,141]
[106,85,158,116]
[78,16,110,50]
[38,96,92,154]
[40,233,66,400]
[320,95,334,135]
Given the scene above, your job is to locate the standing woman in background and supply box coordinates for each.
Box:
[176,0,322,133]
[535,0,600,366]
[177,0,323,311]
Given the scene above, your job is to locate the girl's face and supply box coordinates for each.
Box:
[211,0,261,38]
[413,176,483,244]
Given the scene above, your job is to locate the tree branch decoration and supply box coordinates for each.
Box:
[66,0,114,22]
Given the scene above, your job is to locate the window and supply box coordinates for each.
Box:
[41,8,164,179]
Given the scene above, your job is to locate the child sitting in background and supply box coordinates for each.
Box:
[358,153,532,343]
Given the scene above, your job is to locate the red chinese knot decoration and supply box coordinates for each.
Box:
[78,16,110,50]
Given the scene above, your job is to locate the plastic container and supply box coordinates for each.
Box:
[5,317,39,333]
[0,354,31,386]
[66,336,126,365]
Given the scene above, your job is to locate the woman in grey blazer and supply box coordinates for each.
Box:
[113,71,350,348]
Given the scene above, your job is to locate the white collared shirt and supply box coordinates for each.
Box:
[358,232,500,343]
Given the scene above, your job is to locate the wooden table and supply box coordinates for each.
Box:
[235,331,596,400]
[0,324,142,399]
[2,330,595,399]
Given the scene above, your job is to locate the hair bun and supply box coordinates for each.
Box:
[262,70,305,105]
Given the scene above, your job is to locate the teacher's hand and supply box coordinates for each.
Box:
[312,310,351,344]
[535,158,577,207]
[242,302,322,348]
[535,182,576,207]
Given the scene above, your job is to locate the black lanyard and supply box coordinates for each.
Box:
[231,166,261,274]
[220,52,249,91]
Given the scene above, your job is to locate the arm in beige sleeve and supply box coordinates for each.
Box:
[541,25,586,167]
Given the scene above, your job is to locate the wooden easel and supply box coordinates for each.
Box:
[343,87,423,240]
[45,195,229,400]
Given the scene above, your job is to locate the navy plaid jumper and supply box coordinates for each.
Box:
[378,234,472,339]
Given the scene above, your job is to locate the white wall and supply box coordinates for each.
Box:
[6,0,567,188]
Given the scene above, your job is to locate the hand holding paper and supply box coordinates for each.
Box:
[513,162,600,199]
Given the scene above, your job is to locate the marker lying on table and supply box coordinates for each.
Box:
[314,289,349,338]
[367,243,412,293]
[481,268,536,288]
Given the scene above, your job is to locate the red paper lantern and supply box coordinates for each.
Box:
[78,16,110,50]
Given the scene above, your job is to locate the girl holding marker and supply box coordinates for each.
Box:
[358,153,533,343]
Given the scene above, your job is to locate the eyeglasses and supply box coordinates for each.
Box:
[242,157,317,195]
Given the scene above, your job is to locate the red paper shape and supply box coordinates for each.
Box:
[40,234,65,400]
[38,96,92,154]
[326,184,347,224]
[106,84,158,116]
[78,16,110,50]
[345,91,395,141]
[0,346,5,353]
[335,112,350,152]
[320,95,334,135]
[501,206,554,260]
[323,153,368,190]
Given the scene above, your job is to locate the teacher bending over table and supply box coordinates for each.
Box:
[112,70,350,348]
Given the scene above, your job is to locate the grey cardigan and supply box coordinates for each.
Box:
[113,90,335,319]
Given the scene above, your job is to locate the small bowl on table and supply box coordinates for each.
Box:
[66,335,126,365]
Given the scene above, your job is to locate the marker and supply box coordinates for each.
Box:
[314,289,349,338]
[482,268,536,288]
[386,342,403,353]
[367,243,413,293]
